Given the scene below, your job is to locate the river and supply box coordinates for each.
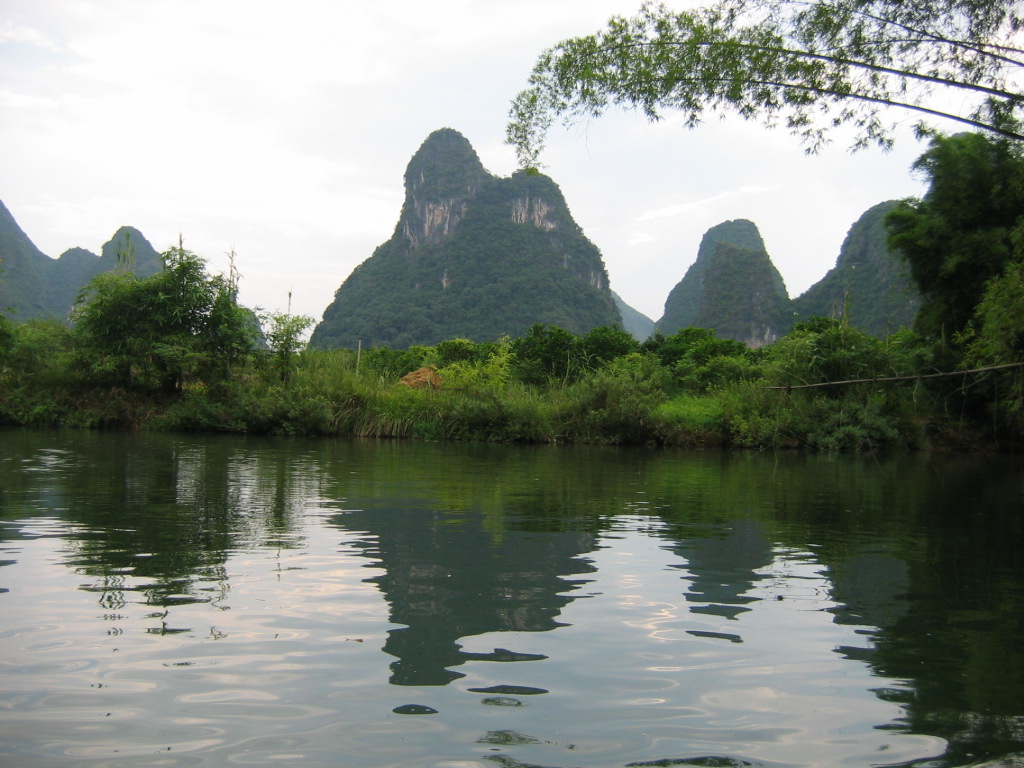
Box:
[1,429,1022,767]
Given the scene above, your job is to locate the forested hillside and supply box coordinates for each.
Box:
[310,129,621,349]
[793,202,919,336]
[0,200,162,322]
[654,219,791,346]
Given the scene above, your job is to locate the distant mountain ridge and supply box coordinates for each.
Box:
[4,152,917,347]
[310,128,621,349]
[653,210,917,345]
[612,291,654,341]
[792,201,919,336]
[0,199,163,322]
[655,219,790,346]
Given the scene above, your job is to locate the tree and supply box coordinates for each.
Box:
[261,310,314,382]
[0,312,12,368]
[580,325,640,365]
[642,327,746,367]
[507,0,1024,166]
[510,324,584,385]
[961,257,1024,438]
[73,241,258,391]
[885,131,1024,339]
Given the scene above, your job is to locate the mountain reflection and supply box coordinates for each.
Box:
[0,430,317,626]
[2,431,1023,764]
[335,503,597,686]
[665,519,774,620]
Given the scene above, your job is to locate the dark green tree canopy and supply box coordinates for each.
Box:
[886,132,1024,338]
[507,0,1024,166]
[72,242,258,391]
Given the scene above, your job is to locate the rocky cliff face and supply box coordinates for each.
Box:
[655,219,790,347]
[792,201,919,337]
[310,128,621,350]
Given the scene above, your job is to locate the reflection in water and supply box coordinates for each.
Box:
[667,519,774,620]
[340,503,595,685]
[0,430,1022,767]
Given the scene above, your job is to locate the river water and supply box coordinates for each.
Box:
[0,429,1022,768]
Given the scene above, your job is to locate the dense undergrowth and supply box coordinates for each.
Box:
[2,316,1017,451]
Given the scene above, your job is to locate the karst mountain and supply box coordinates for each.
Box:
[654,219,791,347]
[0,199,162,322]
[309,128,622,349]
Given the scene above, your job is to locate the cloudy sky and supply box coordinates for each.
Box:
[1,0,931,324]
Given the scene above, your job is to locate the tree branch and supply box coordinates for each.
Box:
[765,361,1024,389]
[602,40,1024,107]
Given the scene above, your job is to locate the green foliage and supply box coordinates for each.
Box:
[507,0,1024,167]
[580,325,639,364]
[963,258,1024,366]
[435,337,489,366]
[72,241,259,392]
[642,327,750,391]
[0,313,989,450]
[360,345,438,380]
[654,394,728,445]
[552,353,668,444]
[644,327,747,368]
[737,319,928,449]
[510,324,585,385]
[887,132,1024,339]
[0,312,13,368]
[763,317,903,389]
[0,319,78,418]
[260,311,314,382]
[960,258,1024,439]
[438,338,514,397]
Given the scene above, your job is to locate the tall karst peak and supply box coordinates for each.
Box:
[651,218,786,348]
[399,128,490,248]
[659,218,770,335]
[98,226,162,274]
[310,129,620,350]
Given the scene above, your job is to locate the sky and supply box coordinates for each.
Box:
[1,0,932,325]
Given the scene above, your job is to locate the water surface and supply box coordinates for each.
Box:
[1,430,1022,767]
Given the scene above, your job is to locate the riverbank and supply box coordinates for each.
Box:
[1,326,1008,451]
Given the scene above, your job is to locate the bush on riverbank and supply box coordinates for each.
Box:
[0,312,1003,450]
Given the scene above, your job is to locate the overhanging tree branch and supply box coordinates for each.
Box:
[604,40,1024,105]
[618,73,1024,142]
[507,0,1024,165]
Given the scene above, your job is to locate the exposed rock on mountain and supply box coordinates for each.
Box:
[792,201,919,337]
[655,219,791,346]
[309,128,621,349]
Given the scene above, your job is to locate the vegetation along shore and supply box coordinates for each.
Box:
[4,124,1024,451]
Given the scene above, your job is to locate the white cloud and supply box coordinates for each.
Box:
[0,21,59,49]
